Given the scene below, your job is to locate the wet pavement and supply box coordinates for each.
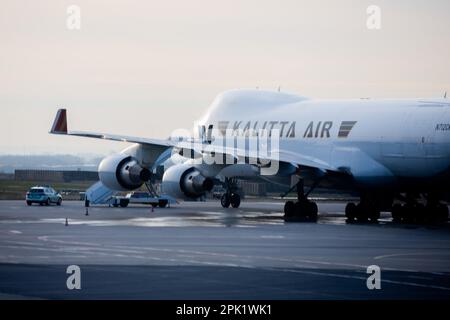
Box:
[0,200,449,299]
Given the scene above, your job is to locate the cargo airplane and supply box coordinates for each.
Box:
[50,89,450,223]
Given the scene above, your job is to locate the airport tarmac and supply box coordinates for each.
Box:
[0,200,450,299]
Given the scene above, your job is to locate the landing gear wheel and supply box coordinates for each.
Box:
[391,203,403,222]
[284,201,295,218]
[412,203,425,224]
[221,194,231,208]
[345,202,357,222]
[294,201,305,218]
[368,208,381,223]
[308,201,318,221]
[282,177,320,222]
[402,204,416,224]
[355,204,368,222]
[437,204,449,223]
[284,200,318,222]
[230,193,241,208]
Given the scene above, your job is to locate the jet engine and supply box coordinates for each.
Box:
[98,154,151,191]
[162,164,214,199]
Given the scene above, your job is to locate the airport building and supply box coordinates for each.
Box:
[239,181,267,196]
[14,169,99,182]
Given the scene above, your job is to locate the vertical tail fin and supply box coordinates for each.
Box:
[50,109,68,134]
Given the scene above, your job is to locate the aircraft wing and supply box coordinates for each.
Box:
[50,109,339,173]
[173,140,338,172]
[50,109,173,147]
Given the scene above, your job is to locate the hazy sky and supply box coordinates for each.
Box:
[1,0,450,154]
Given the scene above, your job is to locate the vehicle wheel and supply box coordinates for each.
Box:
[284,201,295,218]
[221,194,231,208]
[119,199,129,208]
[230,193,241,208]
[45,198,50,206]
[158,200,168,208]
[26,201,32,206]
[57,199,62,206]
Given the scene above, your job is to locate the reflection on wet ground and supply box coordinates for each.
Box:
[0,200,446,230]
[1,200,449,299]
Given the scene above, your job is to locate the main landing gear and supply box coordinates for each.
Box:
[345,193,381,223]
[345,192,449,224]
[283,178,318,222]
[391,193,449,224]
[220,178,241,208]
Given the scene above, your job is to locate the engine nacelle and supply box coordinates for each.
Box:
[162,164,214,199]
[98,154,151,191]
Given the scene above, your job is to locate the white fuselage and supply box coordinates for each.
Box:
[195,90,450,187]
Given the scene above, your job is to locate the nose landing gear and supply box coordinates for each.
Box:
[283,179,318,222]
[220,178,241,208]
[220,192,241,208]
